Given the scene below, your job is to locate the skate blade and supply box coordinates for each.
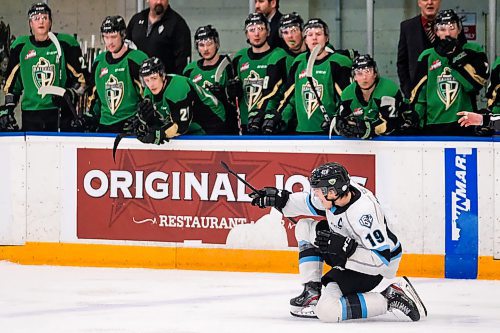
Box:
[402,276,428,318]
[290,305,318,319]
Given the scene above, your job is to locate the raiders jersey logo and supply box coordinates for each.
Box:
[243,70,266,110]
[32,57,55,89]
[105,74,124,115]
[437,67,459,110]
[302,77,323,119]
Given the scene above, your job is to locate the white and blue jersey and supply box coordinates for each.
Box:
[282,181,402,278]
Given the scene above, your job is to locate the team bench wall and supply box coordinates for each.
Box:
[0,134,499,279]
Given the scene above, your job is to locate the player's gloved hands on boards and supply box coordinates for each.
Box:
[320,118,331,133]
[315,228,357,260]
[249,187,290,211]
[137,126,169,145]
[261,110,285,134]
[247,111,263,134]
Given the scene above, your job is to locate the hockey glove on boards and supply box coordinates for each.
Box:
[137,125,169,145]
[261,110,285,134]
[249,187,290,212]
[0,105,19,131]
[315,229,358,260]
[247,111,263,134]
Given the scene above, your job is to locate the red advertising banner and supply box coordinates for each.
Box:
[77,149,375,247]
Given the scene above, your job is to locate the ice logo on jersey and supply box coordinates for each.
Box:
[243,70,265,110]
[302,77,323,119]
[437,67,459,110]
[32,57,55,89]
[105,74,124,115]
[359,214,373,229]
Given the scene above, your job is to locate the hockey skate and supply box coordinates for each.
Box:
[381,276,427,321]
[290,281,321,318]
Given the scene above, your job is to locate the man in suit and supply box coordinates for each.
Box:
[397,0,441,98]
[254,0,284,49]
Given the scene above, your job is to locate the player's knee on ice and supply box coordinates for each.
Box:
[316,282,388,322]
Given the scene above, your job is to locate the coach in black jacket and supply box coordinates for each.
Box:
[397,0,441,99]
[127,0,191,75]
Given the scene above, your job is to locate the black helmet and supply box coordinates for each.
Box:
[309,162,350,197]
[28,2,52,20]
[100,15,126,34]
[194,25,220,46]
[434,9,462,29]
[279,12,304,31]
[245,12,269,31]
[139,57,166,78]
[303,18,329,36]
[352,54,378,73]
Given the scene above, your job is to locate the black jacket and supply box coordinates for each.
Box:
[397,15,433,99]
[126,6,191,75]
[267,10,286,50]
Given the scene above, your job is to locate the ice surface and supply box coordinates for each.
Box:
[1,261,499,333]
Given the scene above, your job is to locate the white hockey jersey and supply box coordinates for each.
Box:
[282,182,402,278]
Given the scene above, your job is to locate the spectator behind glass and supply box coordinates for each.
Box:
[254,0,285,50]
[397,0,441,99]
[126,0,191,75]
[410,9,489,136]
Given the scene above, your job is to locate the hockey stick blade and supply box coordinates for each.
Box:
[214,55,231,84]
[112,132,132,163]
[305,44,331,124]
[305,45,321,78]
[38,85,79,119]
[220,161,260,193]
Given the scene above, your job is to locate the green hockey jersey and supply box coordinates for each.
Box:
[486,56,499,114]
[410,42,489,131]
[277,50,352,133]
[4,33,85,111]
[232,47,288,125]
[89,48,148,125]
[336,77,413,137]
[144,74,226,135]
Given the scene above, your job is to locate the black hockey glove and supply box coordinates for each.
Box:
[435,36,460,57]
[137,126,169,145]
[226,78,242,104]
[70,113,99,132]
[249,187,290,211]
[320,118,331,133]
[207,83,226,103]
[247,111,263,134]
[449,50,469,69]
[52,88,78,109]
[315,229,357,259]
[0,105,19,131]
[137,98,157,125]
[261,110,285,134]
[337,116,371,139]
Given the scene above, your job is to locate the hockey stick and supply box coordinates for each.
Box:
[48,31,64,131]
[214,55,231,84]
[306,45,331,126]
[220,161,297,224]
[38,85,78,119]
